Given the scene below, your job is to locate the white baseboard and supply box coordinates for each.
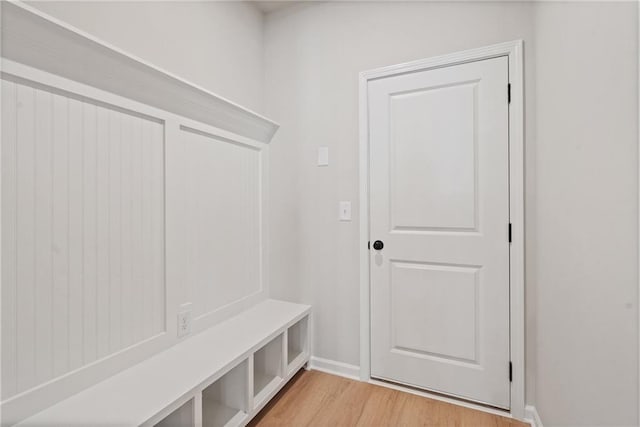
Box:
[308,356,360,381]
[309,356,540,426]
[524,405,544,427]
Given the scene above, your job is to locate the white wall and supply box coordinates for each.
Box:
[26,1,265,113]
[533,2,638,425]
[264,0,537,395]
[264,1,639,426]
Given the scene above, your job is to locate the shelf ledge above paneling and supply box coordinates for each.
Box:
[0,1,279,143]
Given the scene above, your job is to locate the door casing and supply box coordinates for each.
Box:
[358,40,525,419]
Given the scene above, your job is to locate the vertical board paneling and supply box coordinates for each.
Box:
[34,88,54,384]
[1,80,18,398]
[152,123,165,333]
[130,119,143,343]
[184,132,198,316]
[96,107,110,359]
[1,79,166,399]
[180,129,261,320]
[82,103,98,364]
[16,83,37,392]
[67,98,84,371]
[108,109,122,353]
[141,120,152,338]
[120,114,133,349]
[51,93,70,378]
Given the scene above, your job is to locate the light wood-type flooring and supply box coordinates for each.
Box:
[249,370,528,427]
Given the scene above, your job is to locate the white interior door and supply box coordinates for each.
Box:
[369,56,511,409]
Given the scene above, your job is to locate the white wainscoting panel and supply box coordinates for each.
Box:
[177,127,262,322]
[1,78,166,400]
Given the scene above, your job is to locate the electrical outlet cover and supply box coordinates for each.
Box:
[177,310,192,338]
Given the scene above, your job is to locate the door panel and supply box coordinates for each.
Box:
[390,81,477,231]
[391,261,479,363]
[369,56,510,409]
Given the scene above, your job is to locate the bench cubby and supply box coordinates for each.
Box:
[253,334,284,406]
[286,317,309,374]
[202,360,249,427]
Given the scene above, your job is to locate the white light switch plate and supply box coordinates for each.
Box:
[317,146,329,166]
[339,201,352,221]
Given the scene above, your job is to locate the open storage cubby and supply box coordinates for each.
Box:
[253,334,284,405]
[287,316,309,371]
[202,361,248,427]
[155,399,194,427]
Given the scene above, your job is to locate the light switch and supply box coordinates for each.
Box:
[317,146,329,166]
[339,201,352,221]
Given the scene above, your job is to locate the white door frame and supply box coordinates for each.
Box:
[358,40,525,419]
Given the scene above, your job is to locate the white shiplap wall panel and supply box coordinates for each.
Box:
[16,83,37,393]
[96,107,111,360]
[34,88,54,385]
[108,108,123,353]
[2,79,18,398]
[151,122,166,334]
[1,79,166,399]
[82,102,98,364]
[68,97,83,372]
[120,114,133,350]
[179,128,261,321]
[51,92,70,378]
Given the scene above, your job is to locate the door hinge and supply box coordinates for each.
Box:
[508,83,511,104]
[368,241,371,250]
[508,223,512,243]
[509,361,513,382]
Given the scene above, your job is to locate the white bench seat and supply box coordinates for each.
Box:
[17,299,311,427]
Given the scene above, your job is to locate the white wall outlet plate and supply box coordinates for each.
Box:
[339,201,352,221]
[177,310,192,338]
[317,146,329,166]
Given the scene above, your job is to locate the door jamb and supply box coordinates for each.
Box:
[358,40,525,419]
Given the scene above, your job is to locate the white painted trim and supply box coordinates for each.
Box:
[637,1,640,424]
[2,1,279,143]
[0,0,4,418]
[524,405,544,427]
[358,40,526,419]
[308,357,360,381]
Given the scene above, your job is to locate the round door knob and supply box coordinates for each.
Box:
[372,240,384,250]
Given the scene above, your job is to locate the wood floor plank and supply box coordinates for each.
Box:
[249,370,528,427]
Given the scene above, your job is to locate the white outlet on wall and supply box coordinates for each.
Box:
[177,310,192,338]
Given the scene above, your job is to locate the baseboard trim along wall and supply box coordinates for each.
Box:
[308,356,361,380]
[524,405,544,427]
[308,356,543,426]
